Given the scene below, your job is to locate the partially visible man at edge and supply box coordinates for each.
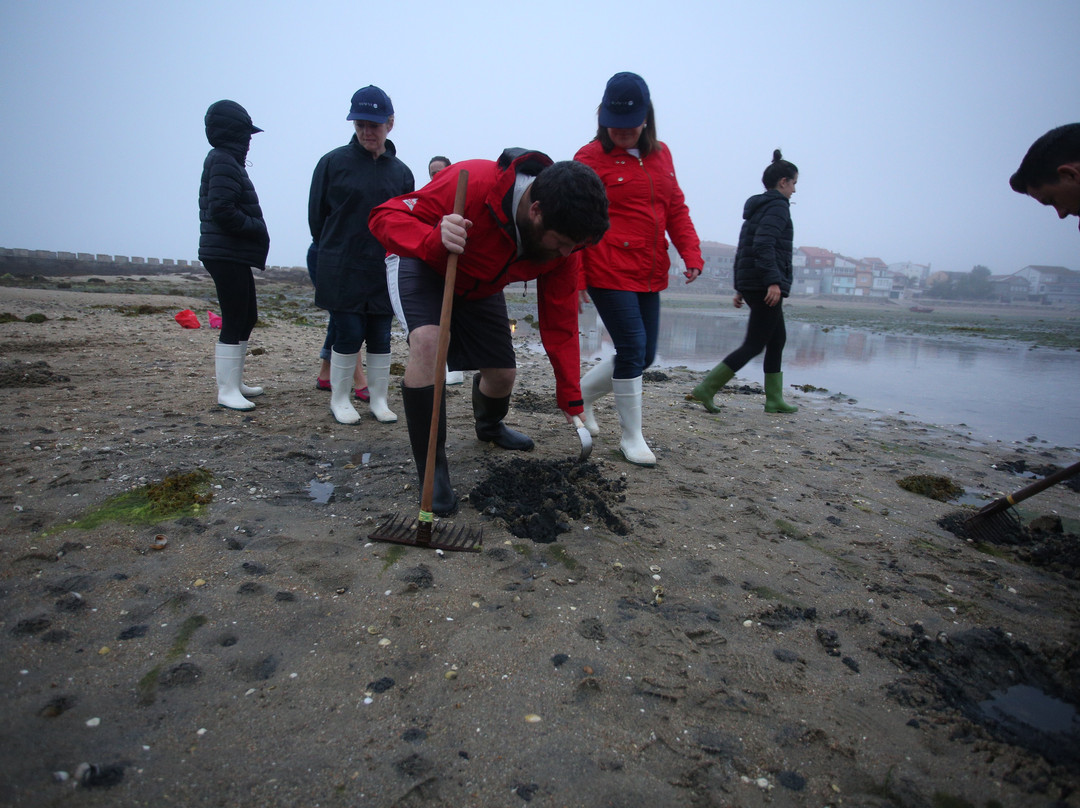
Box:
[1009,122,1080,233]
[369,149,609,516]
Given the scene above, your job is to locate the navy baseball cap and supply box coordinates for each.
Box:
[347,85,394,123]
[598,72,650,129]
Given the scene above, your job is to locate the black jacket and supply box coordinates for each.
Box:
[308,136,414,314]
[732,189,793,296]
[198,101,270,269]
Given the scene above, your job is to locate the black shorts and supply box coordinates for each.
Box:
[388,255,516,371]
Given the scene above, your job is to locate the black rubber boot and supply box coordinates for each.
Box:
[471,373,534,451]
[400,383,458,516]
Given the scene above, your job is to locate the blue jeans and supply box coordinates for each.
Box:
[588,287,660,379]
[330,311,392,355]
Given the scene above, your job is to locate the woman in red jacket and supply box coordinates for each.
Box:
[575,72,703,466]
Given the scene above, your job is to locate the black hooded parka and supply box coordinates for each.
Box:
[198,100,270,269]
[732,189,793,297]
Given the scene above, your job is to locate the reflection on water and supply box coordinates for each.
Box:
[577,307,1080,449]
[978,684,1079,734]
[308,479,334,504]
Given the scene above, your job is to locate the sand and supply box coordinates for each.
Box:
[1,281,1078,808]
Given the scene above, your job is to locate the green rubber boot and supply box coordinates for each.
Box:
[764,372,798,413]
[687,362,735,413]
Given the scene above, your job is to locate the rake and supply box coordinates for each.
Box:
[369,170,482,553]
[964,459,1080,543]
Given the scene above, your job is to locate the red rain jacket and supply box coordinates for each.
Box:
[574,139,702,292]
[368,149,584,413]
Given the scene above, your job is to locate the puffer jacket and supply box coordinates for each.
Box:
[368,148,585,413]
[732,189,793,296]
[573,139,702,292]
[308,136,414,314]
[198,100,269,269]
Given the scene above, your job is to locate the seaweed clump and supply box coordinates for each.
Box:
[897,474,963,502]
[48,469,214,534]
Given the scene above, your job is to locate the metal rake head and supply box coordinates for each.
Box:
[367,512,483,553]
[964,506,1023,545]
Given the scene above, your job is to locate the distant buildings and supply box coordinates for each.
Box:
[664,243,1077,306]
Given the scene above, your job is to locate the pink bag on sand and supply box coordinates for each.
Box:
[207,310,222,329]
[174,309,201,329]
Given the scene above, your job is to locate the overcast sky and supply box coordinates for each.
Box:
[1,1,1076,274]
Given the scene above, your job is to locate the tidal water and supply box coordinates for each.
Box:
[576,307,1080,450]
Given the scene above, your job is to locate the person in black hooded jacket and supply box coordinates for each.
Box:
[689,150,800,415]
[199,99,270,411]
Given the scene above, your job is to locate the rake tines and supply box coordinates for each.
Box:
[963,505,1022,544]
[368,512,483,553]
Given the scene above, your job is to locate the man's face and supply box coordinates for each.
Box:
[353,119,389,156]
[1028,164,1080,221]
[518,202,582,262]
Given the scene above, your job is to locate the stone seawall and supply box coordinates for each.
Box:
[0,247,304,280]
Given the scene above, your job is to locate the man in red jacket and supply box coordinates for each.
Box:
[369,149,608,516]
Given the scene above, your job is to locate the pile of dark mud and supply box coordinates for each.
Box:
[939,511,1080,579]
[470,457,629,543]
[877,624,1080,781]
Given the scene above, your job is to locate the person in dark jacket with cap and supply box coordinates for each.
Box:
[689,149,800,415]
[199,99,270,411]
[308,85,415,426]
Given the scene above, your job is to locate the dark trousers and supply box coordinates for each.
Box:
[329,311,393,355]
[723,290,786,374]
[588,287,661,379]
[204,260,257,344]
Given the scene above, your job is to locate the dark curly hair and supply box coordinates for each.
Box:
[530,161,609,244]
[1010,123,1080,193]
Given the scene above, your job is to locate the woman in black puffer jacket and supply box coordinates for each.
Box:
[689,150,800,415]
[199,99,270,411]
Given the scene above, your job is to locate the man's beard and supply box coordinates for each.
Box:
[518,214,560,263]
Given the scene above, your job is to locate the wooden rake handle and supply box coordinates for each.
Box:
[420,169,469,523]
[975,459,1080,518]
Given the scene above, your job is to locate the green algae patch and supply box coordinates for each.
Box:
[379,544,408,572]
[545,543,579,571]
[138,614,208,705]
[136,666,161,706]
[774,518,809,540]
[896,474,963,502]
[46,469,214,535]
[112,303,172,316]
[168,614,208,659]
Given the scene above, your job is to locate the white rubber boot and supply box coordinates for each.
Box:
[612,376,656,466]
[237,341,263,397]
[329,350,361,424]
[366,353,398,423]
[215,342,255,411]
[580,356,614,438]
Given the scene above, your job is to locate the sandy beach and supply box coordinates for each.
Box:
[1,278,1078,808]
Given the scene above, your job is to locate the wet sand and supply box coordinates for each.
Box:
[1,282,1078,807]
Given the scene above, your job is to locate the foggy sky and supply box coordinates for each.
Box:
[1,0,1076,274]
